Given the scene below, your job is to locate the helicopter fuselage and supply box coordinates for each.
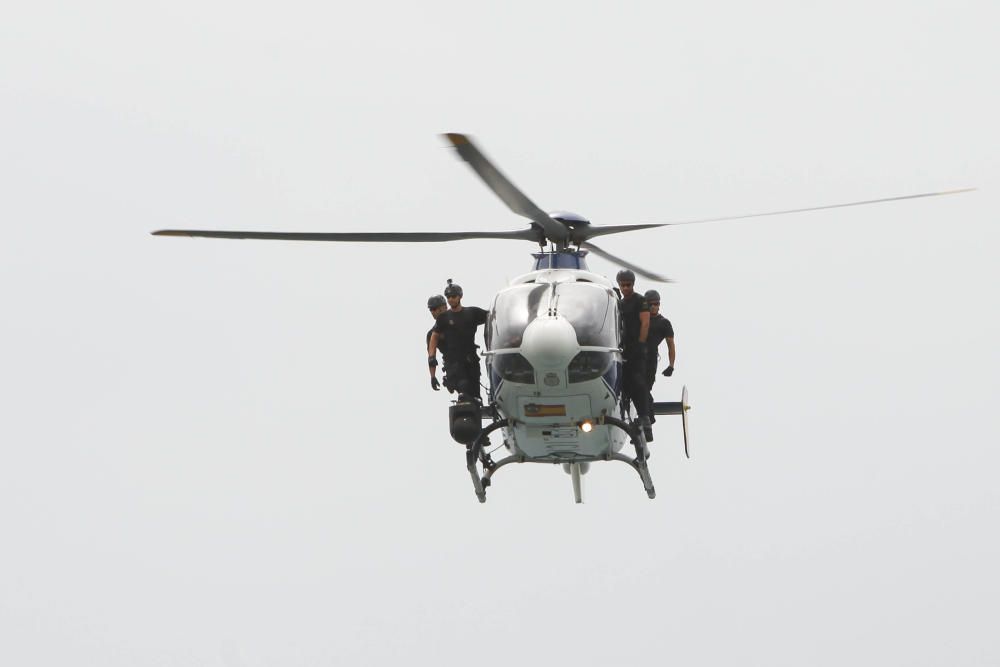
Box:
[483,258,631,461]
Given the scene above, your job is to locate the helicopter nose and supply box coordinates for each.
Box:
[519,316,579,369]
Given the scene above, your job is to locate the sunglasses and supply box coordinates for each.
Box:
[648,302,660,306]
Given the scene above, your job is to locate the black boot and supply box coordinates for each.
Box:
[640,416,654,442]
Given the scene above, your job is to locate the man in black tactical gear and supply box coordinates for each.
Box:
[427,280,489,402]
[643,289,676,422]
[426,294,448,391]
[617,269,654,442]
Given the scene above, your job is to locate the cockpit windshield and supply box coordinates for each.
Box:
[489,281,618,350]
[490,283,550,350]
[554,283,617,347]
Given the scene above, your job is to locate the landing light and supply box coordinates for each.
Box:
[579,420,594,433]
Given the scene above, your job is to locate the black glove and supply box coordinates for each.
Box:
[431,376,440,391]
[662,366,674,377]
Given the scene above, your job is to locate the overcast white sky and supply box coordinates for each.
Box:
[2,1,999,665]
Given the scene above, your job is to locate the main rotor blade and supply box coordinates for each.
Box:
[151,228,538,242]
[576,222,671,242]
[653,188,976,227]
[581,241,674,283]
[442,133,568,244]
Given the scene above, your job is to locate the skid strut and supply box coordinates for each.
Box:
[463,403,678,502]
[466,418,510,503]
[599,415,656,499]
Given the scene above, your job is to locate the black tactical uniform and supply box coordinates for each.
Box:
[645,312,675,416]
[619,292,651,419]
[427,327,450,368]
[426,328,449,356]
[432,306,488,401]
[426,294,449,391]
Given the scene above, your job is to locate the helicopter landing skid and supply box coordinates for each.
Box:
[598,415,655,499]
[466,418,511,503]
[465,414,655,503]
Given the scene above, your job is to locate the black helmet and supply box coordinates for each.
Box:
[644,289,661,303]
[616,269,636,283]
[427,294,446,309]
[444,279,463,298]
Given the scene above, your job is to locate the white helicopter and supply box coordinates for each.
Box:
[154,133,972,503]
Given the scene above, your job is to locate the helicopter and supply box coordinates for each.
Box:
[154,133,972,503]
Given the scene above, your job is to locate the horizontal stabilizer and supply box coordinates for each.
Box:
[653,386,691,458]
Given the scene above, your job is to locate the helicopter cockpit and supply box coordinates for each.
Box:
[487,275,620,388]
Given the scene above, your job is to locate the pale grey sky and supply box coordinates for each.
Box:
[2,1,998,665]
